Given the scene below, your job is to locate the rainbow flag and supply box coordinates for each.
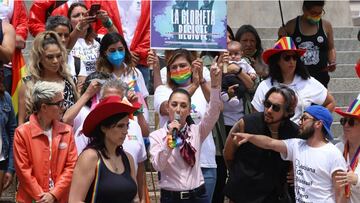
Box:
[11,49,27,114]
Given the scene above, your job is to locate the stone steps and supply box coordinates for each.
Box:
[261,38,360,51]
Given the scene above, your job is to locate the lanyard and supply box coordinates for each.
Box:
[343,142,360,198]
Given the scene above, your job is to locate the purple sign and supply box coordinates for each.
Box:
[151,0,227,51]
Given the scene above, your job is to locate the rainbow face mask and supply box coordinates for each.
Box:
[306,15,321,25]
[170,66,192,85]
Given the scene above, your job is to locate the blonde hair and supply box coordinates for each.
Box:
[24,31,78,116]
[31,81,64,113]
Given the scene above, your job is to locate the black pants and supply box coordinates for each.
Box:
[212,125,233,203]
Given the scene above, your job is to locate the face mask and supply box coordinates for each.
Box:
[170,66,192,85]
[107,51,125,67]
[306,15,321,25]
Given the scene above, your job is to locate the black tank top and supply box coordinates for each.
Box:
[224,112,299,202]
[85,150,137,203]
[0,19,3,44]
[291,16,329,73]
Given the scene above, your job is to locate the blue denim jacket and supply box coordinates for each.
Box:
[0,92,16,173]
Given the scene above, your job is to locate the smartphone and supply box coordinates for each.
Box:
[89,4,101,16]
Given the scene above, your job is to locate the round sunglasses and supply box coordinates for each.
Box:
[340,117,357,127]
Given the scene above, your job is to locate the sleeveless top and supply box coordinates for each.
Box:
[22,76,76,110]
[224,112,299,202]
[85,150,137,203]
[291,16,329,73]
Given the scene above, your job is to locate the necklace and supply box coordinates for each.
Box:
[109,156,119,172]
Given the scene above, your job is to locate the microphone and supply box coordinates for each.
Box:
[172,113,181,139]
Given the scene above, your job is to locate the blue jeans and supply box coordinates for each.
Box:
[201,167,217,202]
[136,64,151,91]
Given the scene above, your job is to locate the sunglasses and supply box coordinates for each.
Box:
[264,100,282,112]
[340,117,356,127]
[46,100,65,108]
[300,115,317,123]
[282,54,298,62]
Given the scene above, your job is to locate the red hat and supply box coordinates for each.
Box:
[335,94,360,119]
[262,36,306,65]
[355,62,360,78]
[82,95,140,137]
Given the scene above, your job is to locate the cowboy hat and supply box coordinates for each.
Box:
[82,95,140,137]
[335,94,360,119]
[262,36,306,65]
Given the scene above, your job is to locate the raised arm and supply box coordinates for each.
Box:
[223,119,244,168]
[232,132,288,155]
[198,57,222,141]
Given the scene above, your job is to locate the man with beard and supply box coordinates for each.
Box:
[233,105,347,203]
[223,85,299,202]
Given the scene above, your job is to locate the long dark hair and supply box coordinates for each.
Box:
[267,52,310,84]
[264,85,298,118]
[85,112,128,158]
[97,32,133,73]
[68,3,94,41]
[235,25,263,58]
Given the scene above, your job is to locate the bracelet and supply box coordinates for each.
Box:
[102,18,113,28]
[75,24,83,32]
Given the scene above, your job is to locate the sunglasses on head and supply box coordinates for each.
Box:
[264,100,282,112]
[340,117,356,127]
[282,54,298,62]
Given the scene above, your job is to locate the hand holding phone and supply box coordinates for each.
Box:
[89,4,101,17]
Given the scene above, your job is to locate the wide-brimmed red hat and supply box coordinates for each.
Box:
[82,95,140,137]
[335,94,360,119]
[262,36,306,65]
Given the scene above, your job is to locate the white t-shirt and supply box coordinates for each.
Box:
[70,38,100,76]
[154,84,216,168]
[116,0,141,47]
[229,58,256,75]
[281,139,347,203]
[336,142,360,203]
[0,0,13,21]
[251,75,327,124]
[116,68,149,121]
[67,53,87,77]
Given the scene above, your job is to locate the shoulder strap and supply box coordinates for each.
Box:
[119,148,131,174]
[90,151,101,203]
[0,19,3,44]
[73,56,81,76]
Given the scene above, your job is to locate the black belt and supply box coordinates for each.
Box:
[161,184,206,200]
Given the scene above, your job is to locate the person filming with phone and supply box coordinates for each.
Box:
[149,57,222,203]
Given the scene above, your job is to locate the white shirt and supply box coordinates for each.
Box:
[281,139,347,203]
[154,83,216,168]
[0,0,14,22]
[67,53,87,77]
[252,75,327,124]
[229,58,256,75]
[336,142,360,203]
[70,38,100,76]
[115,67,149,121]
[117,0,141,47]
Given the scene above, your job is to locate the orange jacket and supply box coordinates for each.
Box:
[13,114,77,203]
[86,0,150,66]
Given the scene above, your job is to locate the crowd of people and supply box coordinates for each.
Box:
[0,0,360,203]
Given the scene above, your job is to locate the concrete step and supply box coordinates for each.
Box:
[328,78,360,92]
[262,38,360,51]
[251,27,360,40]
[330,91,359,107]
[330,64,357,78]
